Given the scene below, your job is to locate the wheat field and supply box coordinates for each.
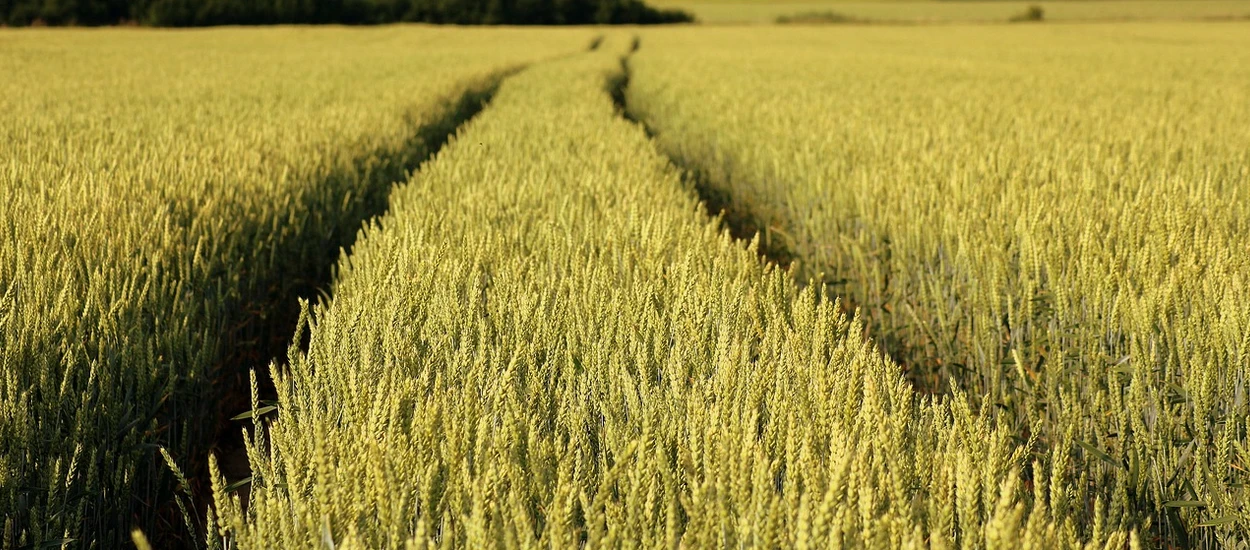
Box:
[3,17,1248,550]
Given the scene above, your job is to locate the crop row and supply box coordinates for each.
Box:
[208,34,1126,548]
[626,24,1250,547]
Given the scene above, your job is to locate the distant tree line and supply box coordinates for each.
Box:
[0,0,693,26]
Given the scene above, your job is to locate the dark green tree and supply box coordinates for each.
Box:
[0,1,693,31]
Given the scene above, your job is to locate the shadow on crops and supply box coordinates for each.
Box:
[155,68,516,549]
[608,38,793,270]
[606,39,955,404]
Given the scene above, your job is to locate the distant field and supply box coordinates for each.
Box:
[650,0,1250,22]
